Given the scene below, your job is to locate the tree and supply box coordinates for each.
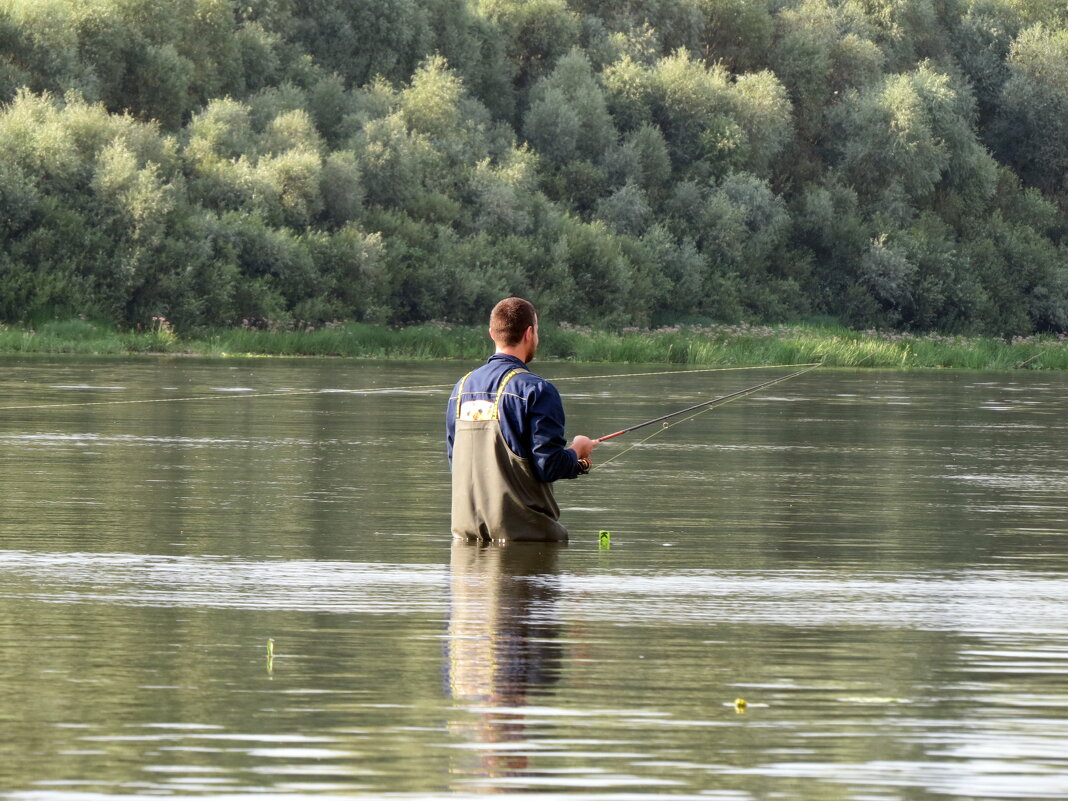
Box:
[603,48,791,179]
[844,0,952,69]
[770,0,884,146]
[282,0,431,88]
[523,50,615,166]
[477,0,581,106]
[647,48,737,170]
[604,122,672,196]
[571,0,707,55]
[992,24,1068,204]
[833,63,997,208]
[696,0,774,71]
[950,1,1018,127]
[594,182,652,235]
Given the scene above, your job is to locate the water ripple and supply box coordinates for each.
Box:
[0,551,446,613]
[553,570,1068,634]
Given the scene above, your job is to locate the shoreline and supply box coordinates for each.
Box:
[2,319,1066,371]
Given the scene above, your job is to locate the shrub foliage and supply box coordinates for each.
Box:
[0,0,1066,336]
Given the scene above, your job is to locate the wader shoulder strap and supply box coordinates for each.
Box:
[454,371,473,422]
[492,368,527,418]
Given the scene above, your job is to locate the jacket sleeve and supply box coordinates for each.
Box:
[527,381,580,482]
[446,378,460,469]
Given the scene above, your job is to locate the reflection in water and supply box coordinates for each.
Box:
[446,541,563,789]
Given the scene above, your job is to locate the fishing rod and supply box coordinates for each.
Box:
[596,362,822,442]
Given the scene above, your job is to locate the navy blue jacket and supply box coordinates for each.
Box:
[446,354,582,482]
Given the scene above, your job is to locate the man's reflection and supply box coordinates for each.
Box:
[446,540,564,788]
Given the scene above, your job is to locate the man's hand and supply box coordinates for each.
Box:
[569,435,599,462]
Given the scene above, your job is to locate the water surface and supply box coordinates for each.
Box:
[1,357,1066,799]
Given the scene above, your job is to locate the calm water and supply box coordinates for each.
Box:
[1,356,1066,800]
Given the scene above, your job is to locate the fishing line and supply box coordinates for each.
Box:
[591,362,822,470]
[0,362,819,412]
[552,362,823,383]
[1015,349,1049,369]
[592,400,724,470]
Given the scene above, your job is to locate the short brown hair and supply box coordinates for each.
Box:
[489,297,537,346]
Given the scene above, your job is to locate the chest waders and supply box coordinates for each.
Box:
[451,368,568,542]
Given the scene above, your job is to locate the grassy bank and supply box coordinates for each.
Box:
[2,318,1067,370]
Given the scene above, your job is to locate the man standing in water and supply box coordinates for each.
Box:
[447,297,599,541]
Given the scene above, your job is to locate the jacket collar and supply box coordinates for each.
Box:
[488,353,527,369]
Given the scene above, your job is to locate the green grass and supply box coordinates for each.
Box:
[1,319,1067,370]
[541,323,1068,370]
[0,318,161,354]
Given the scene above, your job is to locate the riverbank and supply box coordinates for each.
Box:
[2,318,1066,370]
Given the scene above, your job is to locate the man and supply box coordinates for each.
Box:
[447,297,598,542]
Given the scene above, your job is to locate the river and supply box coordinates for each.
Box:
[1,356,1066,799]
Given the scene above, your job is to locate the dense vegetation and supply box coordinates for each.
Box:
[1,0,1067,337]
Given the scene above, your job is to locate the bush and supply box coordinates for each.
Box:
[0,0,1065,339]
